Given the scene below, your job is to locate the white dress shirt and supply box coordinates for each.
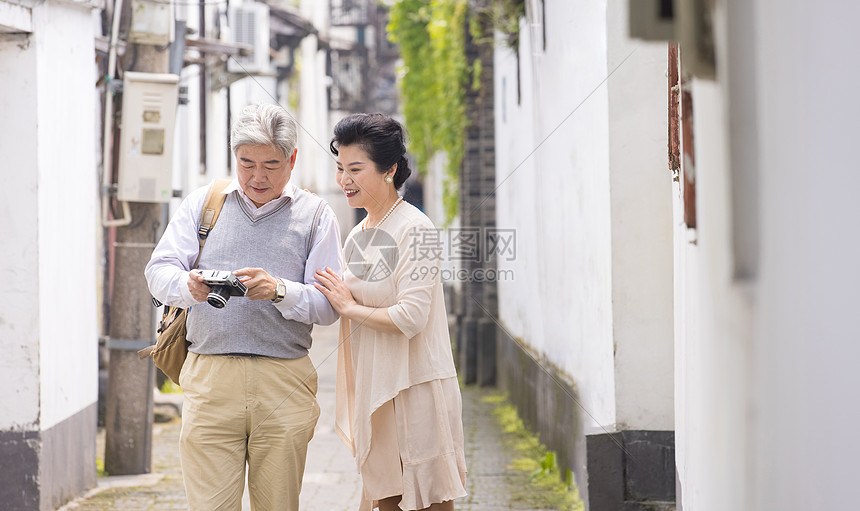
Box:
[145,180,344,326]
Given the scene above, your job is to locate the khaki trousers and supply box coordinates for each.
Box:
[179,352,320,511]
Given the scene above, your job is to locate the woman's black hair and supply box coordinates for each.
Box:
[330,113,412,190]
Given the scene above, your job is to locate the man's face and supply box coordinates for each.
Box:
[235,144,297,207]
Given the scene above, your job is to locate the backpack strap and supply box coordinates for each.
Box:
[193,179,232,269]
[141,179,232,359]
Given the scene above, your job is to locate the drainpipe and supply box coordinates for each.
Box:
[101,0,132,227]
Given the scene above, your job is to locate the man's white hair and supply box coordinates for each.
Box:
[230,103,298,158]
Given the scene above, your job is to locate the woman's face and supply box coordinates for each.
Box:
[336,144,392,210]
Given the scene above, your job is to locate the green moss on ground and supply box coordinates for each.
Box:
[483,393,585,511]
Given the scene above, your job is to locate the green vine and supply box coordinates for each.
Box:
[387,0,471,225]
[388,1,524,224]
[489,0,525,50]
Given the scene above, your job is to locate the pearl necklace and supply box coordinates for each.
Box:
[363,196,403,231]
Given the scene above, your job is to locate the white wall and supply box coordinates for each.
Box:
[495,0,616,429]
[495,0,674,433]
[674,2,860,510]
[606,0,674,431]
[752,1,860,509]
[0,31,42,431]
[0,0,99,432]
[675,75,752,511]
[672,1,757,507]
[34,0,100,430]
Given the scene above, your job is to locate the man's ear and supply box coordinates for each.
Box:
[289,148,298,169]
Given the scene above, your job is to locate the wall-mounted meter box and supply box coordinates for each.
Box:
[128,0,174,46]
[117,72,179,203]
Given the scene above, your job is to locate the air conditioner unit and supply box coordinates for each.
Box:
[228,2,271,74]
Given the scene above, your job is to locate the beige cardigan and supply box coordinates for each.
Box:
[335,203,458,467]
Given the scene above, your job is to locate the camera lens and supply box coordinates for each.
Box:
[207,285,231,308]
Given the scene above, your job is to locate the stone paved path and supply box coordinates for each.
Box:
[60,322,557,511]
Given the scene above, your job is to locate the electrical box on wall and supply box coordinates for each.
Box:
[117,72,179,203]
[128,0,174,46]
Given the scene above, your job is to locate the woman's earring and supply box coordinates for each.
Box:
[385,176,393,183]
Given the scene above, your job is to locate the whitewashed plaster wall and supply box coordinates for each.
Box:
[0,0,99,431]
[674,1,860,510]
[494,0,616,429]
[674,75,748,511]
[35,0,100,431]
[494,0,674,432]
[751,1,860,510]
[0,30,42,431]
[605,0,674,432]
[672,0,756,506]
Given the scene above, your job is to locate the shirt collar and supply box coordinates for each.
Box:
[222,179,297,204]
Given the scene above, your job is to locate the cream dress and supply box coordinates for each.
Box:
[336,202,467,510]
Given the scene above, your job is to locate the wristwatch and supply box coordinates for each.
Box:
[272,278,286,304]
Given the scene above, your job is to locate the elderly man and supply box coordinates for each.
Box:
[145,104,342,510]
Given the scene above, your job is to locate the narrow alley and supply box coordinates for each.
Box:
[60,323,576,511]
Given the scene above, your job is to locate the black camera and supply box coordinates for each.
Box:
[199,270,247,308]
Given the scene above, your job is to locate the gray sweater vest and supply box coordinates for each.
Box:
[186,189,325,358]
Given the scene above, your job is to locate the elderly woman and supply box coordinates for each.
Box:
[315,113,467,511]
[145,103,343,510]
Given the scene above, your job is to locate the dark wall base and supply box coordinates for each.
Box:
[41,402,98,510]
[494,330,676,511]
[0,403,97,511]
[476,318,497,387]
[0,429,41,510]
[495,328,586,501]
[458,318,479,384]
[586,430,676,511]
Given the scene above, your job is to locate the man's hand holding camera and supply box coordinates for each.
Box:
[188,268,280,308]
[187,270,213,303]
[233,268,279,301]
